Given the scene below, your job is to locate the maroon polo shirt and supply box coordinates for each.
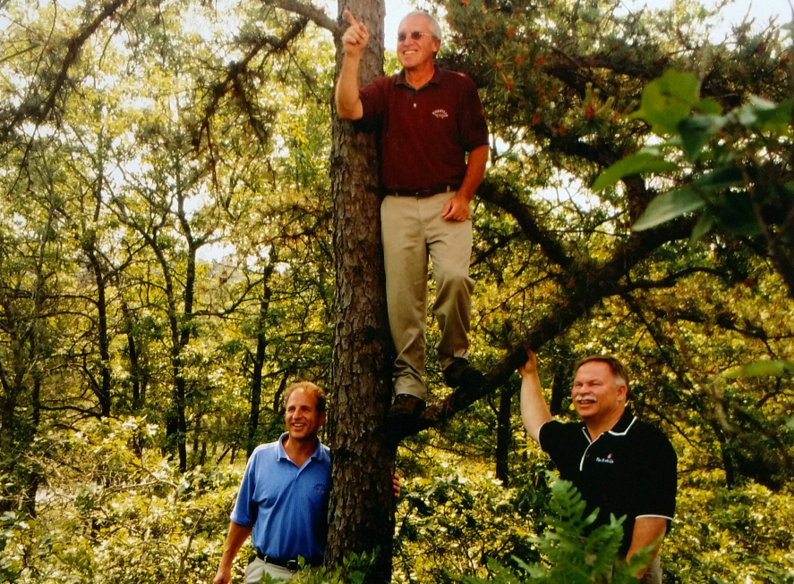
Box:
[357,66,489,192]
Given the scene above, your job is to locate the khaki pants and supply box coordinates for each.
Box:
[639,556,662,584]
[381,191,474,399]
[244,556,295,582]
[605,556,662,584]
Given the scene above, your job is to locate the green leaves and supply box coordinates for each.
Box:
[628,70,700,135]
[460,475,652,584]
[737,98,793,133]
[632,187,705,231]
[692,166,745,192]
[591,152,678,191]
[678,114,724,161]
[591,73,729,194]
[592,69,791,266]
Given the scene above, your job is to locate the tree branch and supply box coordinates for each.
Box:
[1,0,132,138]
[392,221,693,439]
[260,0,340,36]
[477,178,574,273]
[195,16,309,153]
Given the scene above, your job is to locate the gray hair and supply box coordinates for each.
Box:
[573,355,629,388]
[401,10,442,42]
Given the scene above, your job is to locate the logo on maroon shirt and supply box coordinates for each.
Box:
[432,109,449,119]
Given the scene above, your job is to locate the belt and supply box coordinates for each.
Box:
[387,184,459,198]
[256,552,319,570]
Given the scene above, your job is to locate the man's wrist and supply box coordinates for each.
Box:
[342,50,363,61]
[455,190,474,203]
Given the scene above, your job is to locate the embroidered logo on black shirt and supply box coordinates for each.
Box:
[596,453,614,464]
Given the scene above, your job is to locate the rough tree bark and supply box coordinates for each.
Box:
[325,1,397,582]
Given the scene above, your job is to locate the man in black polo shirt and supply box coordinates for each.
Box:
[335,10,490,428]
[519,351,677,584]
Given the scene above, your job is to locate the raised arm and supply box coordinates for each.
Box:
[335,9,368,120]
[519,349,552,443]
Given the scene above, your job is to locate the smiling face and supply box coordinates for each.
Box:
[397,14,441,72]
[284,387,325,444]
[571,360,627,427]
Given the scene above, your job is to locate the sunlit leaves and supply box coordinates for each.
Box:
[723,360,794,380]
[1,0,793,581]
[593,69,793,279]
[461,475,651,584]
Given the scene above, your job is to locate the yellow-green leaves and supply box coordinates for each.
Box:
[723,360,794,380]
[737,97,794,134]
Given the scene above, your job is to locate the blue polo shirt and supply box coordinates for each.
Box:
[539,409,677,556]
[230,433,331,563]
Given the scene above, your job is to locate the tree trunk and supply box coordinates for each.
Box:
[22,375,43,517]
[495,386,514,487]
[248,261,275,458]
[167,370,189,473]
[550,368,567,416]
[325,1,396,581]
[120,300,146,411]
[86,244,112,417]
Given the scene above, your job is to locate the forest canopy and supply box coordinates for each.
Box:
[0,0,792,581]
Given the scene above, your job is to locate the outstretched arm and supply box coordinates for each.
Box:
[335,9,368,120]
[213,521,253,584]
[518,349,552,443]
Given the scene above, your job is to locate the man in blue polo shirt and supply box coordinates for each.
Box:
[213,381,331,583]
[518,351,677,584]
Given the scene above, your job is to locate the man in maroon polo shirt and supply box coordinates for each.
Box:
[335,9,490,430]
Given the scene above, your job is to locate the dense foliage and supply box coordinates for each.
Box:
[0,0,792,581]
[595,70,794,298]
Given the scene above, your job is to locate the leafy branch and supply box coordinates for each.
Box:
[593,70,794,299]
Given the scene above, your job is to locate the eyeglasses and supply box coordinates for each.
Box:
[397,31,434,42]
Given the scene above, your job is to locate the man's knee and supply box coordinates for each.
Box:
[435,268,474,297]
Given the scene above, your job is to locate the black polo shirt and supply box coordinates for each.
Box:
[539,409,677,556]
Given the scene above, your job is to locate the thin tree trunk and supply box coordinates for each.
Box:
[550,369,567,416]
[248,259,276,458]
[122,301,144,410]
[85,244,112,417]
[495,387,514,487]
